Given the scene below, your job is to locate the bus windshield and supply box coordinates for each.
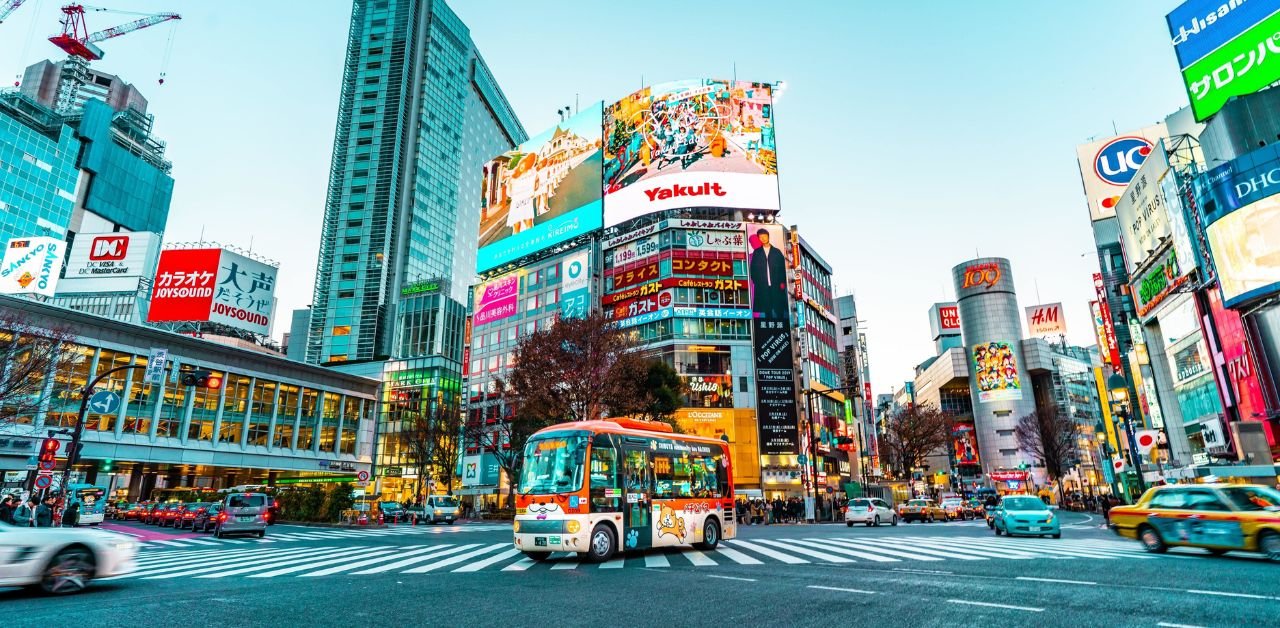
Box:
[519,433,588,495]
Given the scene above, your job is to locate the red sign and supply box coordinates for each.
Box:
[939,305,960,330]
[961,262,1002,290]
[89,235,129,261]
[1205,287,1272,445]
[609,262,660,290]
[604,277,745,305]
[1093,273,1123,374]
[147,249,221,323]
[989,470,1029,482]
[671,254,734,276]
[610,290,673,320]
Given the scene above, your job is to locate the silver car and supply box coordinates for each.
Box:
[845,497,898,527]
[212,492,269,538]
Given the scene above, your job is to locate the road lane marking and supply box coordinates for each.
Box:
[138,547,340,579]
[403,543,509,573]
[679,549,717,566]
[893,568,953,575]
[1016,576,1097,585]
[644,553,670,567]
[947,600,1043,612]
[753,539,853,563]
[785,538,903,562]
[808,585,877,594]
[453,548,522,573]
[710,546,764,565]
[722,540,808,564]
[502,558,535,572]
[248,548,404,578]
[599,556,626,569]
[347,544,478,575]
[193,547,361,578]
[1157,623,1207,628]
[707,574,756,582]
[112,548,311,579]
[1186,590,1280,601]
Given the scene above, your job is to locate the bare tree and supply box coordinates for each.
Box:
[428,402,463,496]
[878,403,953,481]
[0,312,79,430]
[463,402,558,509]
[1015,407,1079,500]
[399,394,465,502]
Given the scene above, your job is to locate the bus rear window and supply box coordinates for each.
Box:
[229,495,266,508]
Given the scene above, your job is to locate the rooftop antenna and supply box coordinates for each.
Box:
[733,61,737,82]
[199,225,205,244]
[1112,120,1119,135]
[1035,278,1041,303]
[575,93,579,115]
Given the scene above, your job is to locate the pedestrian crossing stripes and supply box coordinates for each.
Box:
[136,524,511,550]
[110,535,1175,580]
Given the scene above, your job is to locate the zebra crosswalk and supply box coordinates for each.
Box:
[109,534,1171,580]
[136,524,512,550]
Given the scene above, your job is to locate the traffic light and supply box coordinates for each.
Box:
[38,438,59,464]
[180,369,222,389]
[100,459,113,472]
[65,442,83,463]
[1018,461,1028,470]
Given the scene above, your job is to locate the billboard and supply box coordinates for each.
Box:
[603,79,778,227]
[971,341,1023,403]
[1024,303,1067,339]
[952,423,979,466]
[147,248,279,336]
[1167,0,1280,69]
[746,223,798,454]
[1075,124,1168,222]
[1206,195,1280,306]
[477,102,604,272]
[1093,272,1124,373]
[59,232,162,293]
[1113,142,1173,273]
[0,237,64,297]
[1132,248,1191,319]
[1174,6,1280,121]
[473,273,519,327]
[559,249,591,319]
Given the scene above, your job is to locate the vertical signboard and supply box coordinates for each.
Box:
[0,237,65,297]
[748,223,798,454]
[971,341,1023,403]
[560,249,591,319]
[1092,273,1123,373]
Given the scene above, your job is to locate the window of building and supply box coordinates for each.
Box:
[360,106,376,115]
[338,290,355,299]
[341,254,358,263]
[332,325,351,336]
[275,384,300,449]
[344,236,361,245]
[340,271,357,281]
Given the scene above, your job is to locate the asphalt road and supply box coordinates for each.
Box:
[4,511,1276,627]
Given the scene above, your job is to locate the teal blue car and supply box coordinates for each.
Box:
[992,496,1061,538]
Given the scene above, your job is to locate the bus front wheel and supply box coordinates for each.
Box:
[694,518,720,551]
[584,524,616,563]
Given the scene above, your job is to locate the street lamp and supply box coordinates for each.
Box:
[1106,373,1147,499]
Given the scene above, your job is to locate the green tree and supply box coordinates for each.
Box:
[625,359,685,433]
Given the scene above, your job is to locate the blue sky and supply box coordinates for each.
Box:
[0,1,1191,395]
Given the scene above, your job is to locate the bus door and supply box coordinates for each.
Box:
[622,447,652,551]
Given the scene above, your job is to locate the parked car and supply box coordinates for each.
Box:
[0,521,138,594]
[158,503,185,528]
[1109,483,1280,560]
[844,497,897,527]
[378,501,409,523]
[174,503,210,530]
[211,492,269,538]
[421,495,461,525]
[940,498,974,521]
[192,503,224,533]
[900,498,947,523]
[992,495,1061,538]
[141,502,166,525]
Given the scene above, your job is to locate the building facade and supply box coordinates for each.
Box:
[0,91,80,241]
[0,296,379,500]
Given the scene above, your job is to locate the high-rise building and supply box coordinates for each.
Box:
[20,60,149,116]
[0,91,80,241]
[307,0,525,367]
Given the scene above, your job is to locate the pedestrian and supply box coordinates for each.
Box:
[35,497,54,527]
[0,495,13,525]
[13,497,35,526]
[62,501,80,527]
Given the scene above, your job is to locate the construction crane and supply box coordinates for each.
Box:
[0,0,29,24]
[49,4,180,61]
[44,4,180,112]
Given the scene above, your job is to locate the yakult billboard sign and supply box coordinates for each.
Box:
[1076,124,1168,222]
[147,247,278,336]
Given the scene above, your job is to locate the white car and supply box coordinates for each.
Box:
[0,522,138,594]
[844,497,898,527]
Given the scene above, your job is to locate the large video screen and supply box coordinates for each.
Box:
[477,102,604,272]
[602,79,778,227]
[1207,196,1280,307]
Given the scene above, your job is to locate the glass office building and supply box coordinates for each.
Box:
[307,0,525,366]
[0,91,80,241]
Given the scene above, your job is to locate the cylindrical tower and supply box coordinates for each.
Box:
[952,257,1037,478]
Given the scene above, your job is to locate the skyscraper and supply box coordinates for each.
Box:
[307,0,525,366]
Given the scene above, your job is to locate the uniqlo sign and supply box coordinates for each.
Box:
[147,248,278,336]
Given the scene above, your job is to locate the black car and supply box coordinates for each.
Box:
[175,502,211,529]
[192,503,224,533]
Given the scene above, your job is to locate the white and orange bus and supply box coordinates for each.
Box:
[513,418,736,562]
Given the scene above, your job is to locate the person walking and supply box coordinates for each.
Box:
[0,495,14,524]
[35,497,54,527]
[62,501,80,528]
[13,497,35,527]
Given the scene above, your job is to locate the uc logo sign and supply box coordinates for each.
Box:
[1094,137,1153,186]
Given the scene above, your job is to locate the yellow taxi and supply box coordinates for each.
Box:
[1108,483,1280,561]
[900,498,948,523]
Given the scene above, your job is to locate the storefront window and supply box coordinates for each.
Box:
[340,396,360,454]
[246,380,276,446]
[219,374,252,444]
[297,388,318,449]
[187,370,223,442]
[318,392,340,453]
[275,384,300,448]
[44,343,95,428]
[155,360,187,439]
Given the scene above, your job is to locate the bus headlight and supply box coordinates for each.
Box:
[566,520,581,534]
[513,520,521,533]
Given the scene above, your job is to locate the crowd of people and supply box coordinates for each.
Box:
[734,495,852,525]
[0,493,59,527]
